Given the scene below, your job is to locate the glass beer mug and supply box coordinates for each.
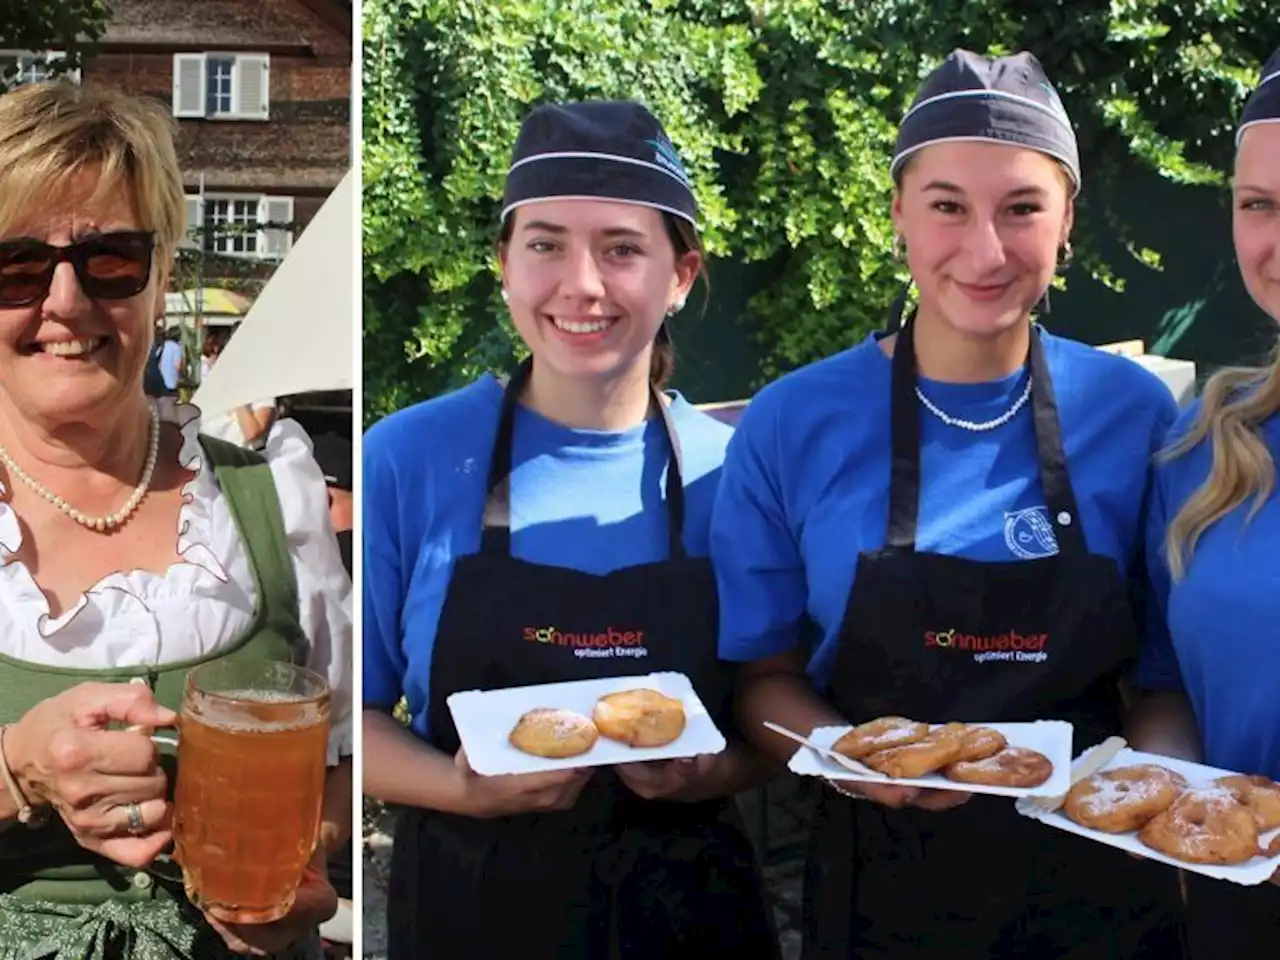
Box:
[168,660,330,924]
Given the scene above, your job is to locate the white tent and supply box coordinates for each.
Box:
[192,170,354,419]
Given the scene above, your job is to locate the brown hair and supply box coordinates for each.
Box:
[0,81,186,258]
[497,208,708,390]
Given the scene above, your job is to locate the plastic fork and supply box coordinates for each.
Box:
[762,720,887,779]
[1026,735,1127,813]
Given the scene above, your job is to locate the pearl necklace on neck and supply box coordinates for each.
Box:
[0,404,162,532]
[915,376,1033,432]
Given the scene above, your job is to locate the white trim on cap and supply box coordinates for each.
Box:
[508,150,693,190]
[1237,116,1280,146]
[1236,71,1280,146]
[499,194,699,228]
[890,135,1081,196]
[902,88,1074,133]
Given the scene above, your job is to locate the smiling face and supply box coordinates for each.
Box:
[499,199,699,384]
[893,141,1074,338]
[0,171,169,425]
[1233,123,1280,323]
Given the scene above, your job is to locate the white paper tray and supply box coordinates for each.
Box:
[446,672,726,777]
[1016,746,1280,886]
[787,721,1074,798]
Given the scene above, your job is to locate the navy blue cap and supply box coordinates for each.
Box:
[892,50,1080,195]
[501,101,697,226]
[1238,48,1280,146]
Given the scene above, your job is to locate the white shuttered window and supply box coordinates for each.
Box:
[184,194,294,260]
[0,50,81,86]
[171,53,269,120]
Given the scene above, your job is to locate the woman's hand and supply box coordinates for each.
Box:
[204,848,337,956]
[826,779,971,811]
[5,682,176,868]
[614,755,719,801]
[455,747,593,818]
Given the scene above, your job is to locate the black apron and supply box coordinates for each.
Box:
[1184,871,1278,959]
[803,313,1185,960]
[388,363,778,960]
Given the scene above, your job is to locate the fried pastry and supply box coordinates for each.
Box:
[943,746,1053,788]
[862,722,970,779]
[592,689,686,748]
[1063,764,1188,833]
[1138,787,1260,865]
[508,708,599,758]
[832,717,930,760]
[953,726,1007,763]
[1213,775,1280,832]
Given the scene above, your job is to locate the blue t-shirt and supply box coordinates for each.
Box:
[713,329,1179,689]
[363,376,733,739]
[1133,401,1280,780]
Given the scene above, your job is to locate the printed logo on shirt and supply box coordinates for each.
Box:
[522,625,649,660]
[1004,507,1060,559]
[924,628,1050,665]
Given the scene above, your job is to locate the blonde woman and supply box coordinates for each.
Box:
[0,83,352,958]
[1131,48,1280,960]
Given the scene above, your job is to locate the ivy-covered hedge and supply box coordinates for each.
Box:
[362,0,1274,422]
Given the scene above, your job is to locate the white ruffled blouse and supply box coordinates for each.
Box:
[0,401,353,764]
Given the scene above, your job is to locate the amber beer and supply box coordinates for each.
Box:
[173,660,330,924]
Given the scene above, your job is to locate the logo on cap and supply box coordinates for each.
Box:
[646,137,691,185]
[1039,81,1068,117]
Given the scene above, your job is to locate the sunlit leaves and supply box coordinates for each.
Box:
[363,0,1274,418]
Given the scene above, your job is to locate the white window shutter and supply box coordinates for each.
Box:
[259,196,294,259]
[236,54,269,120]
[181,196,203,249]
[172,54,206,118]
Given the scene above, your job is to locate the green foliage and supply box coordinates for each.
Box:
[363,0,1275,420]
[0,1,111,87]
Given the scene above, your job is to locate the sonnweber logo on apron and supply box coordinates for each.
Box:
[924,628,1050,664]
[523,625,650,660]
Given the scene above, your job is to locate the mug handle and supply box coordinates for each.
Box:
[126,723,179,749]
[124,678,179,747]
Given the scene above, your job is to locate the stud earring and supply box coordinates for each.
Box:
[666,299,685,316]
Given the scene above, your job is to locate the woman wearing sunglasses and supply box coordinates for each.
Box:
[712,50,1185,958]
[0,83,352,958]
[1131,49,1280,960]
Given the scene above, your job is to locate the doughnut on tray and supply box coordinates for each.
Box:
[1015,746,1280,886]
[786,720,1073,798]
[446,672,726,776]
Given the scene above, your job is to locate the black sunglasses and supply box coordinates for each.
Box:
[0,230,156,308]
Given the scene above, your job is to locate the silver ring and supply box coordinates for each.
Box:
[125,802,144,835]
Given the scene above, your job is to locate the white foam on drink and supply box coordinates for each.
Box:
[194,688,326,732]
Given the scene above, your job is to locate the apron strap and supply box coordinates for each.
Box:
[886,313,1087,558]
[480,359,688,560]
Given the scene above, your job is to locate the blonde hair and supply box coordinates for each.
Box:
[0,81,186,256]
[1163,351,1280,578]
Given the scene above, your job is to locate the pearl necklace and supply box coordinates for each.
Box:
[915,376,1033,432]
[0,405,161,532]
